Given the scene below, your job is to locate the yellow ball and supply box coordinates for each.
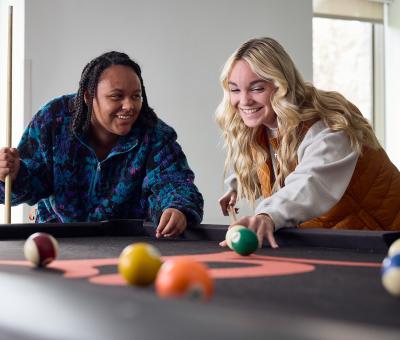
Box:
[118,243,162,286]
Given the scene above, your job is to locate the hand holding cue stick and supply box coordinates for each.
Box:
[4,6,13,224]
[227,205,237,223]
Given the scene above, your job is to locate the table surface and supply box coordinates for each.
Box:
[0,220,399,340]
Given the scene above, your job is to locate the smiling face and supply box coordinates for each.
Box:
[228,59,277,129]
[90,65,142,145]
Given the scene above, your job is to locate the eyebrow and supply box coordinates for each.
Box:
[110,88,142,93]
[228,80,268,87]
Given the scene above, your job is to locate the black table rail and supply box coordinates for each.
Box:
[0,219,398,252]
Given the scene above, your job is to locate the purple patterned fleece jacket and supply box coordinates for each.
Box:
[0,95,204,225]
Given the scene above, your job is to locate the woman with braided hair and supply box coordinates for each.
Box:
[0,51,203,237]
[216,37,400,248]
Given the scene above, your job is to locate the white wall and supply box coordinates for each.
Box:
[385,0,400,169]
[8,0,313,223]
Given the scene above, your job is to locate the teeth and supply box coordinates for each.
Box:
[116,115,132,120]
[241,108,259,114]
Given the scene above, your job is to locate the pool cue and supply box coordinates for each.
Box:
[227,206,237,223]
[4,6,13,224]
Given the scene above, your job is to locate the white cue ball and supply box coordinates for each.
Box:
[388,239,400,258]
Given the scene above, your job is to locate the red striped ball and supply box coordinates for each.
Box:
[24,232,59,267]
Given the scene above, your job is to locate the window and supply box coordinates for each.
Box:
[313,1,385,145]
[313,18,373,121]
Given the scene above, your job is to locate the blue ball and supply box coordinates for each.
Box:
[381,254,400,296]
[381,254,400,275]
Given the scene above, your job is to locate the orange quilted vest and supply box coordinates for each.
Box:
[256,123,400,231]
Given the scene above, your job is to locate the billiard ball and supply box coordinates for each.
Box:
[388,238,400,258]
[118,243,162,286]
[23,232,59,267]
[230,228,258,256]
[381,254,400,296]
[155,258,214,301]
[225,225,246,250]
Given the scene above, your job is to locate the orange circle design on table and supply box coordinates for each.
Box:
[0,251,381,287]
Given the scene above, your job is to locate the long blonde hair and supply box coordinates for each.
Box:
[216,37,380,204]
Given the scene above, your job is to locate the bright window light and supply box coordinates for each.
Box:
[313,17,373,123]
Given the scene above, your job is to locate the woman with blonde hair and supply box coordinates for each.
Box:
[216,37,400,248]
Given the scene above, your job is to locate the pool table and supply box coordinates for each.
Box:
[0,220,399,340]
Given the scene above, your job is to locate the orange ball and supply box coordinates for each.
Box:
[155,258,214,301]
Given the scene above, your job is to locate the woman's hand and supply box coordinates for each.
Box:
[156,208,187,238]
[219,214,278,249]
[0,147,20,182]
[218,190,238,216]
